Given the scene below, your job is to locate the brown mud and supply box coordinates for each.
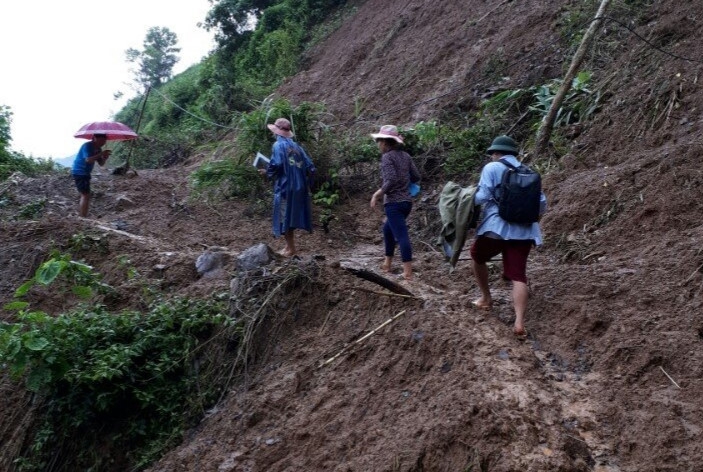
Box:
[3,0,703,470]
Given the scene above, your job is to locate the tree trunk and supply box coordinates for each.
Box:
[533,0,612,160]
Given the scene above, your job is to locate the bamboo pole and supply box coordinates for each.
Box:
[533,0,612,160]
[114,86,151,176]
[319,310,407,368]
[660,366,681,389]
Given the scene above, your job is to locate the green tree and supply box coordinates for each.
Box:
[204,0,275,50]
[126,26,181,89]
[0,104,13,155]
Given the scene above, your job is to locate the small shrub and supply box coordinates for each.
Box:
[529,71,601,128]
[441,124,494,177]
[312,169,340,232]
[190,158,263,200]
[12,251,112,301]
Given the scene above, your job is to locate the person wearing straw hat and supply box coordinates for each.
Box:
[370,125,421,281]
[262,118,316,257]
[71,133,111,217]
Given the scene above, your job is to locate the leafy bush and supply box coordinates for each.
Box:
[0,249,237,471]
[191,98,333,200]
[190,157,264,199]
[312,169,340,232]
[10,252,112,302]
[15,199,47,220]
[529,71,601,128]
[1,296,230,470]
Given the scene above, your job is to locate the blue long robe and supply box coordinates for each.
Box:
[266,136,316,237]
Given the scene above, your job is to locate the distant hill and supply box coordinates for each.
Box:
[52,155,75,168]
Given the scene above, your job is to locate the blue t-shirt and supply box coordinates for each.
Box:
[72,142,98,176]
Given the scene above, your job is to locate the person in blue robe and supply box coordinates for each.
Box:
[264,118,316,257]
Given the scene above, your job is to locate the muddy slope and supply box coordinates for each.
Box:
[2,0,703,471]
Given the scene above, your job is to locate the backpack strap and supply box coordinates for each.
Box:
[493,158,515,200]
[498,157,518,171]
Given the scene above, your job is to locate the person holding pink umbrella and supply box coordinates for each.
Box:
[71,133,111,217]
[71,121,138,217]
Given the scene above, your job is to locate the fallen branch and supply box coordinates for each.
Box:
[659,366,681,389]
[319,309,407,368]
[340,261,414,296]
[582,251,604,261]
[565,434,588,444]
[418,240,441,254]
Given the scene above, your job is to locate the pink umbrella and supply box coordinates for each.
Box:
[74,121,139,141]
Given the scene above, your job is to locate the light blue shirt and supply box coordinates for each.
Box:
[474,155,547,245]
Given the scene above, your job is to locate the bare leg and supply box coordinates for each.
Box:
[380,256,392,272]
[282,231,296,257]
[471,260,492,308]
[512,281,528,335]
[79,193,90,218]
[402,261,413,280]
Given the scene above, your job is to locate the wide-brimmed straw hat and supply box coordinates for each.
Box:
[371,125,404,144]
[267,118,294,138]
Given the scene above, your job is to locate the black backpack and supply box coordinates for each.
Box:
[496,158,541,224]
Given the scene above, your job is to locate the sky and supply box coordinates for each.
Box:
[0,0,216,161]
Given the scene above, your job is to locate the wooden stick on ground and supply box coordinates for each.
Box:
[340,261,414,296]
[353,286,420,299]
[319,309,407,368]
[660,366,681,389]
[418,240,441,255]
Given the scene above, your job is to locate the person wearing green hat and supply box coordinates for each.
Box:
[469,135,547,340]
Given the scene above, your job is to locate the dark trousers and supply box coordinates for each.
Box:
[383,201,412,262]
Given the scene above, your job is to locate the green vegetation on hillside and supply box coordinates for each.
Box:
[1,252,233,471]
[113,0,350,170]
[106,0,604,210]
[0,243,321,471]
[0,105,56,181]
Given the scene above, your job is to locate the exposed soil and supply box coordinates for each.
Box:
[3,0,703,471]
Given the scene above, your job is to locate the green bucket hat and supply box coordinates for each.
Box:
[486,135,519,155]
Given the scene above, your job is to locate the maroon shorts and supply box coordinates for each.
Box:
[470,236,533,283]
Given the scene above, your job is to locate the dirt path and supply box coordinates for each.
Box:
[334,243,622,471]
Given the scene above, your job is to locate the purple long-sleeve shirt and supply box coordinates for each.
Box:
[380,150,420,204]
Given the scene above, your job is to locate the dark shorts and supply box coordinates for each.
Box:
[470,236,533,283]
[73,175,91,194]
